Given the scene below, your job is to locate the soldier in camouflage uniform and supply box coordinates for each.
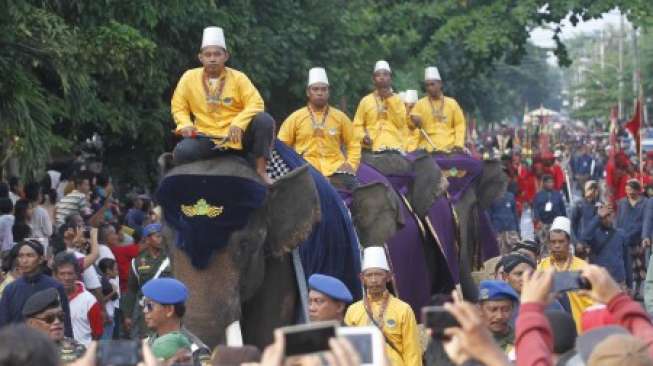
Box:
[23,288,86,364]
[122,223,172,340]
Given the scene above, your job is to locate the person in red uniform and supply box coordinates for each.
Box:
[542,153,565,193]
[606,152,632,204]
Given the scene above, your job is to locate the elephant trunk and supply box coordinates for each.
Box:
[171,245,241,349]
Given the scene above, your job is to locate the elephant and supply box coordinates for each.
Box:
[155,141,365,350]
[337,151,507,313]
[156,152,320,349]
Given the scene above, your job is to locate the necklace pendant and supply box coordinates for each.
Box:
[313,128,325,138]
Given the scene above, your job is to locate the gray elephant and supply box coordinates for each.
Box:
[342,151,506,312]
[156,153,320,349]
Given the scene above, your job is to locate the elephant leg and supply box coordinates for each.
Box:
[241,253,298,349]
[454,190,481,302]
[171,245,241,349]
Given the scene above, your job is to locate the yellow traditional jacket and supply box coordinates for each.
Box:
[538,256,594,332]
[345,293,422,366]
[278,106,361,177]
[171,67,264,150]
[409,95,466,152]
[352,92,408,152]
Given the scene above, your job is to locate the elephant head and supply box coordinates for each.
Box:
[157,154,320,348]
[350,182,404,246]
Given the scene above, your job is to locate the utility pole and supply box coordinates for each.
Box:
[618,13,624,120]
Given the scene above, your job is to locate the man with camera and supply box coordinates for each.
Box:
[344,246,422,366]
[23,288,86,364]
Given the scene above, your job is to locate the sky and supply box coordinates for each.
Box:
[529,9,627,50]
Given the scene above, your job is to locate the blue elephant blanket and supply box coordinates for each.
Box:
[156,175,267,268]
[272,141,363,300]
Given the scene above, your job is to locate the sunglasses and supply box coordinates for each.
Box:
[140,299,159,313]
[34,311,65,324]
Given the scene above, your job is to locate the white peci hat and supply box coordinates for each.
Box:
[550,216,571,236]
[398,91,407,102]
[307,67,329,87]
[425,66,441,81]
[362,247,390,272]
[374,60,391,74]
[201,26,226,50]
[405,89,418,104]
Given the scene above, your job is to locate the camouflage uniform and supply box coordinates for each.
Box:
[121,250,171,339]
[58,337,86,364]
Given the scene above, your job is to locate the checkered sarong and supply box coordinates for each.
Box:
[266,148,292,180]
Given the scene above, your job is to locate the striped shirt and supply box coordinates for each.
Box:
[55,190,88,227]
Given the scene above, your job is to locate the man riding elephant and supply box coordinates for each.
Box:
[278,67,361,186]
[409,66,466,154]
[171,26,275,185]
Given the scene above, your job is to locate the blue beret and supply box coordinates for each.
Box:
[143,223,162,237]
[479,280,519,303]
[142,278,188,304]
[308,274,353,304]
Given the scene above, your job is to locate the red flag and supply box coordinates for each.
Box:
[625,99,642,152]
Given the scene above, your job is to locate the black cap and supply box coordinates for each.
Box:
[22,288,60,318]
[513,240,540,256]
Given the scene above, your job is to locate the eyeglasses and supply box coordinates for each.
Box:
[140,299,158,313]
[34,311,65,324]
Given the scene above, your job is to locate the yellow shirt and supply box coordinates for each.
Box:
[171,67,264,150]
[345,294,422,366]
[278,106,361,177]
[409,96,466,152]
[538,256,594,332]
[353,92,408,152]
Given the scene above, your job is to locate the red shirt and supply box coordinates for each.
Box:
[110,244,140,293]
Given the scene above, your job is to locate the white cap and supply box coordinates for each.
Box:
[550,216,571,236]
[307,67,329,87]
[425,66,441,81]
[554,150,562,158]
[374,60,391,74]
[201,26,226,50]
[405,89,418,104]
[398,91,407,102]
[362,247,390,272]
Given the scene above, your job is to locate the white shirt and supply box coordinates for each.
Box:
[105,278,120,319]
[96,244,116,265]
[0,214,14,252]
[29,206,53,246]
[67,249,102,290]
[69,282,101,346]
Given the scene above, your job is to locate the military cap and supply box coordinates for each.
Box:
[143,223,162,237]
[308,274,353,304]
[22,288,60,318]
[479,280,519,303]
[142,278,188,304]
[152,332,192,360]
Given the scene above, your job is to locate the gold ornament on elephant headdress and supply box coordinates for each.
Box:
[181,199,224,218]
[442,167,467,178]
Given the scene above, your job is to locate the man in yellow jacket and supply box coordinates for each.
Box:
[171,26,274,184]
[345,247,422,366]
[410,67,466,153]
[352,61,408,152]
[278,67,360,178]
[537,216,594,331]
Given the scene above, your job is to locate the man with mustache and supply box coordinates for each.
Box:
[171,26,275,185]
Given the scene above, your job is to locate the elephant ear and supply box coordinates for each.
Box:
[265,165,321,257]
[409,153,443,217]
[351,182,404,246]
[158,152,175,177]
[476,160,508,209]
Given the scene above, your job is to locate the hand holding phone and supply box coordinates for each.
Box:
[422,306,460,339]
[96,340,142,366]
[279,321,337,356]
[552,271,591,293]
[337,327,384,366]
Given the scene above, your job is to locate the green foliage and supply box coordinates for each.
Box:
[1,0,651,187]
